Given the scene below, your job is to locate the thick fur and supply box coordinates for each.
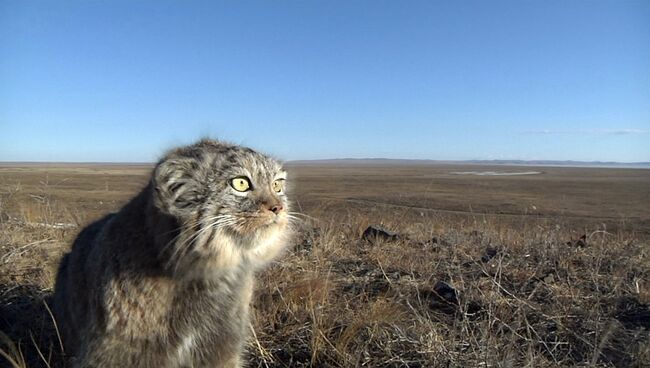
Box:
[53,139,292,367]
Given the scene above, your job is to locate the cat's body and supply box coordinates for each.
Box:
[53,139,291,367]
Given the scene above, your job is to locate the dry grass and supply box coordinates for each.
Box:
[0,164,648,367]
[248,207,649,367]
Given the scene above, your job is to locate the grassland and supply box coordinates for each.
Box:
[0,163,648,367]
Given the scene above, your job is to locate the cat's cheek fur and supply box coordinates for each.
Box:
[211,221,291,270]
[181,222,291,280]
[248,221,292,267]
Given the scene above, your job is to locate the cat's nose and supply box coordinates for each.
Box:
[269,204,283,214]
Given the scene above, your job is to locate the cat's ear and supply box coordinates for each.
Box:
[152,157,203,217]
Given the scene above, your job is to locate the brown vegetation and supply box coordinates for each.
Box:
[1,163,649,367]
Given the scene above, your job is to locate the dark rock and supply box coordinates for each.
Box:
[615,296,650,330]
[433,281,459,305]
[480,246,499,263]
[419,281,460,314]
[465,301,485,320]
[362,225,400,244]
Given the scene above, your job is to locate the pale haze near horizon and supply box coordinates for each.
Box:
[1,1,649,163]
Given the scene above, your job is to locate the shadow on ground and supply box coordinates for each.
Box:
[0,284,66,368]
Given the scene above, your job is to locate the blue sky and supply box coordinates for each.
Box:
[1,0,649,162]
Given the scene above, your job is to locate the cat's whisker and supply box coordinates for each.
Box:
[162,218,208,262]
[284,214,305,221]
[167,215,226,265]
[174,215,237,256]
[178,218,220,250]
[287,211,319,222]
[166,210,284,266]
[283,215,302,224]
[163,220,201,263]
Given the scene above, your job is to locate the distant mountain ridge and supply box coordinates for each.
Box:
[288,158,650,168]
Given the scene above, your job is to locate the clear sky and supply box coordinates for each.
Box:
[1,0,649,162]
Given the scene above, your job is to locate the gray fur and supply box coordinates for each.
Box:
[53,139,292,367]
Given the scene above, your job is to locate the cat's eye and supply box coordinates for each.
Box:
[272,179,284,193]
[230,177,251,192]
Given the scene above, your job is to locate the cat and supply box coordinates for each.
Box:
[53,139,292,367]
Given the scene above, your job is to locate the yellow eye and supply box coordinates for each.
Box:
[230,177,251,192]
[272,179,284,193]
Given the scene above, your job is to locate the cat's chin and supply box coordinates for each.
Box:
[247,218,288,243]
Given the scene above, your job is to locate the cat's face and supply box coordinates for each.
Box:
[208,153,289,235]
[153,140,290,238]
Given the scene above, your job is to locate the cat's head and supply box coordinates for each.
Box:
[152,139,290,239]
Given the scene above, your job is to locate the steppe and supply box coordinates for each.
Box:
[0,162,648,367]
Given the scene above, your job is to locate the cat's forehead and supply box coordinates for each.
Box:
[235,152,282,176]
[210,145,283,179]
[164,139,284,180]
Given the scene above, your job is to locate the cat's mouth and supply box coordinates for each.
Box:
[227,212,287,235]
[258,212,288,229]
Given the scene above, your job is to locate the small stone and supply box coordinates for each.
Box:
[543,274,555,284]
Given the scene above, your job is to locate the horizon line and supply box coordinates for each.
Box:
[1,158,649,166]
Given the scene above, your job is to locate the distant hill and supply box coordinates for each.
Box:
[2,159,649,169]
[288,158,650,169]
